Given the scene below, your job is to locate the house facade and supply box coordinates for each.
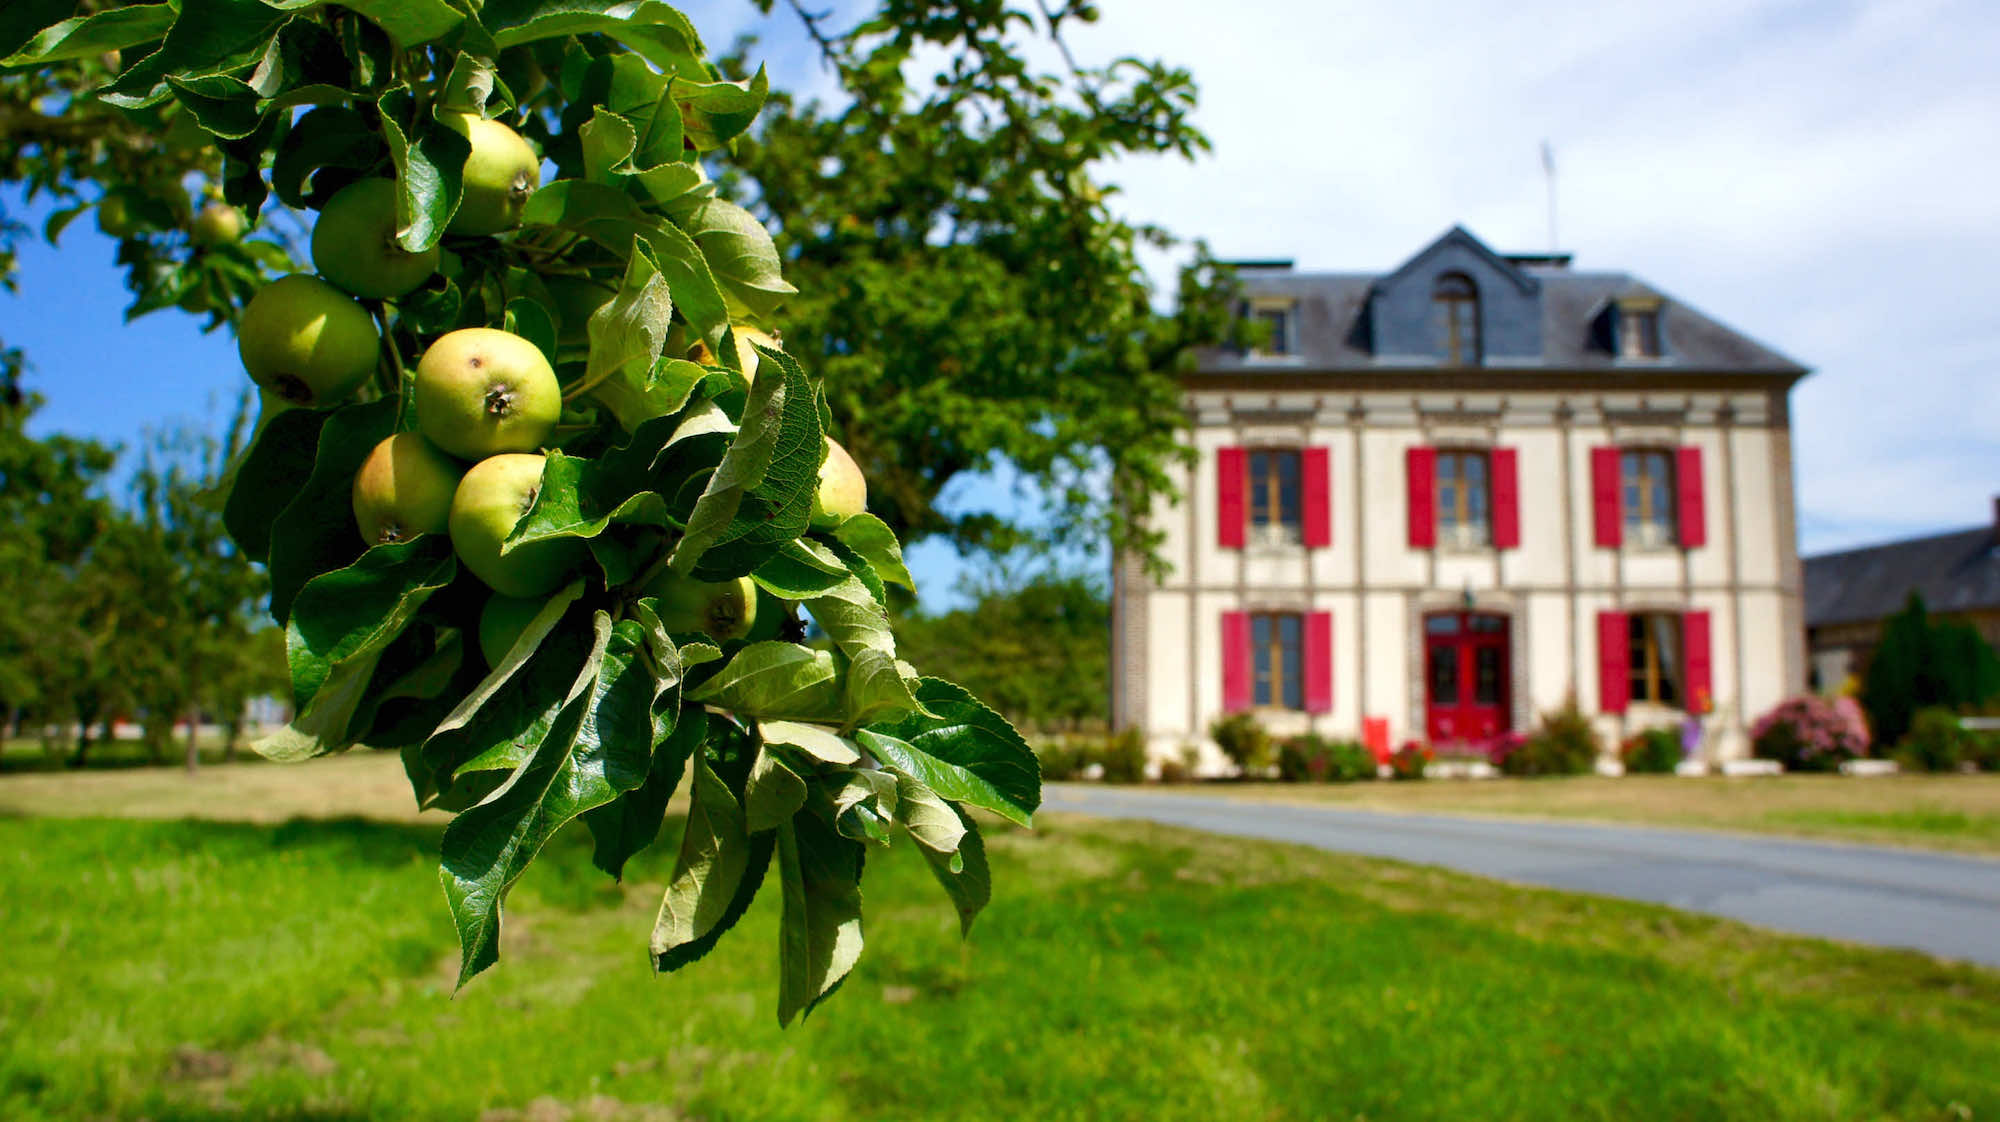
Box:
[1111,227,1810,771]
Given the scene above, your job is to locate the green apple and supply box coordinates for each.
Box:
[644,572,757,641]
[478,594,547,668]
[190,203,243,245]
[744,587,786,642]
[237,274,381,407]
[351,432,463,546]
[447,453,585,597]
[442,113,540,236]
[311,178,439,299]
[809,437,867,529]
[414,327,561,460]
[95,195,136,238]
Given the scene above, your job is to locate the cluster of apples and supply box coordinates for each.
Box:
[231,112,870,667]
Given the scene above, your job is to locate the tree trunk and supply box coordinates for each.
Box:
[223,713,241,763]
[184,706,200,774]
[69,707,97,769]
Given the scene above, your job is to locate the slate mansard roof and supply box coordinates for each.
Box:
[1198,225,1809,377]
[1805,526,2000,629]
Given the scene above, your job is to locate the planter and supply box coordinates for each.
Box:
[1839,758,1899,776]
[1424,759,1497,780]
[1721,758,1783,777]
[1674,759,1710,777]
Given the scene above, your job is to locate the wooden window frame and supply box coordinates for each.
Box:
[1620,448,1678,549]
[1247,448,1302,546]
[1627,612,1684,706]
[1251,611,1304,710]
[1434,273,1481,366]
[1620,307,1663,358]
[1434,448,1491,549]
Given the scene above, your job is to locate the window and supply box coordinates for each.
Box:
[1620,308,1662,358]
[1628,613,1683,705]
[1621,449,1677,547]
[1255,306,1292,355]
[1435,450,1490,548]
[1433,273,1481,365]
[1251,612,1303,709]
[1247,449,1301,545]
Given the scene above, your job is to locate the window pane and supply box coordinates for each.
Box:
[1253,615,1273,705]
[1650,614,1682,705]
[1468,615,1506,633]
[1249,451,1270,525]
[1473,646,1502,706]
[1279,615,1302,710]
[1277,451,1300,527]
[1429,646,1460,704]
[1426,615,1461,635]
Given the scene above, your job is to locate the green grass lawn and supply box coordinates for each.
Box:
[3,806,1998,1121]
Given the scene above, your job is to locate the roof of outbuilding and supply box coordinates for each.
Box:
[1804,526,2000,627]
[1198,228,1809,376]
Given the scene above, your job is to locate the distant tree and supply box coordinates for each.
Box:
[896,559,1110,733]
[1862,592,2000,746]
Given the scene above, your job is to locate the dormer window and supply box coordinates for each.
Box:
[1245,301,1295,356]
[1621,308,1662,358]
[1433,272,1481,365]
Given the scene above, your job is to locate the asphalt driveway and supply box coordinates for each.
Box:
[1042,784,2000,968]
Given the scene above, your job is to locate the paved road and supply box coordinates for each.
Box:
[1042,785,2000,967]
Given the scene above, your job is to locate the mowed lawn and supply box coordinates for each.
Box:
[2,759,1998,1121]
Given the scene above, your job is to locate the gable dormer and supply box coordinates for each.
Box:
[1365,226,1543,366]
[1587,283,1670,361]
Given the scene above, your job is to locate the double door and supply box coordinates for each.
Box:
[1424,612,1510,744]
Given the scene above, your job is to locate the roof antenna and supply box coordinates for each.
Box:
[1541,140,1558,254]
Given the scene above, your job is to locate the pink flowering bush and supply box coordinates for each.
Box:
[1750,696,1871,771]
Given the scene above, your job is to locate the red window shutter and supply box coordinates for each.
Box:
[1683,610,1713,713]
[1597,611,1629,714]
[1406,446,1436,548]
[1591,447,1623,548]
[1222,611,1252,712]
[1304,611,1333,713]
[1302,447,1331,548]
[1491,446,1520,549]
[1217,447,1246,549]
[1676,446,1707,549]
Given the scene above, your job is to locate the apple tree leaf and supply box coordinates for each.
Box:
[584,707,705,880]
[858,678,1041,827]
[829,513,914,589]
[775,809,864,1027]
[685,642,841,721]
[224,403,328,563]
[1,4,173,68]
[266,397,398,625]
[673,193,795,319]
[378,83,470,253]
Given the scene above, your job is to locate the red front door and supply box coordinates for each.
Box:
[1424,612,1511,745]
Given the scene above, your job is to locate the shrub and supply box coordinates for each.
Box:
[1389,740,1431,781]
[1209,711,1274,776]
[1034,740,1084,782]
[1324,739,1377,782]
[1750,695,1869,771]
[1621,726,1682,774]
[1495,699,1599,776]
[1895,707,1967,773]
[1967,728,2000,772]
[1861,592,2000,746]
[1097,728,1148,784]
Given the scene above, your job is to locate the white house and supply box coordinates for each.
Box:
[1111,227,1810,770]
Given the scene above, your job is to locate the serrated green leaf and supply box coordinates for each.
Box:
[672,346,819,578]
[2,3,172,68]
[817,531,886,608]
[651,751,752,962]
[893,771,966,859]
[751,538,852,600]
[822,768,897,847]
[423,582,585,776]
[831,513,914,589]
[636,216,731,354]
[918,805,989,937]
[504,297,558,370]
[589,355,707,433]
[101,0,288,109]
[585,706,704,879]
[674,66,768,152]
[166,73,263,139]
[439,613,620,988]
[286,537,457,709]
[272,106,387,210]
[803,568,895,661]
[858,678,1041,827]
[483,0,707,79]
[760,720,860,765]
[224,404,327,563]
[439,50,497,114]
[842,649,928,727]
[580,107,637,183]
[744,741,807,834]
[673,194,795,319]
[685,642,840,721]
[379,84,470,253]
[775,810,864,1027]
[583,241,672,397]
[267,398,398,625]
[334,0,464,47]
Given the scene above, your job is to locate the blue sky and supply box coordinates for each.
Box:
[6,0,1998,607]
